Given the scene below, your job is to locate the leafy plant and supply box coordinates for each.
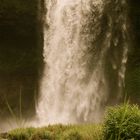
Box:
[103,104,140,140]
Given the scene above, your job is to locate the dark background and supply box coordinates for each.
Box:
[0,0,139,119]
[0,0,43,118]
[126,0,140,104]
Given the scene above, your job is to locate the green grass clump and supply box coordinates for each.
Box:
[103,104,140,140]
[62,129,82,140]
[66,125,102,140]
[30,130,54,140]
[8,127,35,140]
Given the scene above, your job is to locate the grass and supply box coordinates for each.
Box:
[103,103,140,140]
[3,86,32,130]
[0,103,140,140]
[0,124,103,140]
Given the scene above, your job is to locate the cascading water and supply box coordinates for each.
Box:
[36,0,129,125]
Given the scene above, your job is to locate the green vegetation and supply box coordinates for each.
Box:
[2,124,102,140]
[8,128,35,140]
[103,104,140,140]
[1,104,140,140]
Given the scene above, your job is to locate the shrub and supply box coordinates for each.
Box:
[103,104,140,140]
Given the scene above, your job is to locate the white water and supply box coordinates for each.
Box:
[36,0,129,125]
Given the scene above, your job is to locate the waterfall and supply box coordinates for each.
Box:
[36,0,129,125]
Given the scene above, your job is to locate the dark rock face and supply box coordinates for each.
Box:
[126,0,140,104]
[0,0,43,118]
[0,0,40,73]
